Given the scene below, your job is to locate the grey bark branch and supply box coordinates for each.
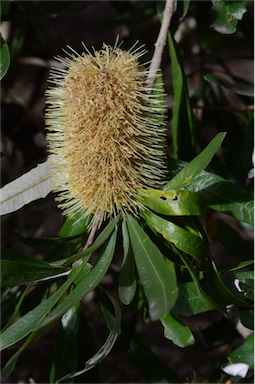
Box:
[146,0,175,90]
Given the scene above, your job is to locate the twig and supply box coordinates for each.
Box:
[146,0,175,90]
[83,213,102,250]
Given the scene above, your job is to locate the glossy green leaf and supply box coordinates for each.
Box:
[228,334,254,370]
[118,219,137,305]
[58,212,92,238]
[205,265,252,308]
[15,230,82,247]
[143,211,208,261]
[173,280,216,316]
[160,313,195,348]
[192,172,254,225]
[58,291,121,383]
[98,286,181,383]
[126,215,178,321]
[168,31,196,161]
[0,36,10,79]
[50,303,81,383]
[58,215,120,267]
[204,73,254,97]
[138,189,205,216]
[0,260,88,351]
[1,248,64,287]
[37,227,118,330]
[210,1,247,34]
[167,157,254,225]
[2,331,39,377]
[164,132,226,191]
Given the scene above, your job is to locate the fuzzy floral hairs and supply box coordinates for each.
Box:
[45,41,167,225]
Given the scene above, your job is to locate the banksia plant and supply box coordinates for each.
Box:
[46,41,167,225]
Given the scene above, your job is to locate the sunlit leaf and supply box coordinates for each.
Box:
[138,189,205,216]
[126,215,178,321]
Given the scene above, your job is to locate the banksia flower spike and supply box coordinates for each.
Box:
[46,41,167,225]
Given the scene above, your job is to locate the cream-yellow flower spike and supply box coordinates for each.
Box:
[46,41,167,224]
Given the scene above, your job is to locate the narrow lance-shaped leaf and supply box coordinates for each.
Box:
[1,248,65,287]
[126,215,178,321]
[118,219,137,305]
[57,291,121,383]
[143,211,208,262]
[50,303,81,383]
[164,132,226,191]
[0,259,88,351]
[0,160,53,216]
[37,226,118,330]
[98,285,181,383]
[138,189,205,216]
[167,157,254,225]
[168,31,197,161]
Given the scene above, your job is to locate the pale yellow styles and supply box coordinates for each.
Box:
[46,42,167,224]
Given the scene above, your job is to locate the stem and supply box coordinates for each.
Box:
[146,0,175,90]
[84,213,102,250]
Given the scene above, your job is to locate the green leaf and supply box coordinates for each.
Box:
[210,1,247,34]
[0,260,88,351]
[58,212,92,238]
[167,31,196,161]
[167,157,254,225]
[118,219,137,305]
[143,211,208,261]
[50,303,81,383]
[15,230,82,247]
[204,73,253,97]
[98,286,181,383]
[58,291,121,383]
[164,132,226,191]
[1,248,64,287]
[59,215,120,267]
[2,331,39,377]
[0,36,10,79]
[160,313,195,348]
[37,226,118,330]
[228,334,254,370]
[138,189,205,216]
[126,215,178,321]
[192,173,254,225]
[173,280,216,316]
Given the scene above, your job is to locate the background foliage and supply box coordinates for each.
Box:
[1,1,254,383]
